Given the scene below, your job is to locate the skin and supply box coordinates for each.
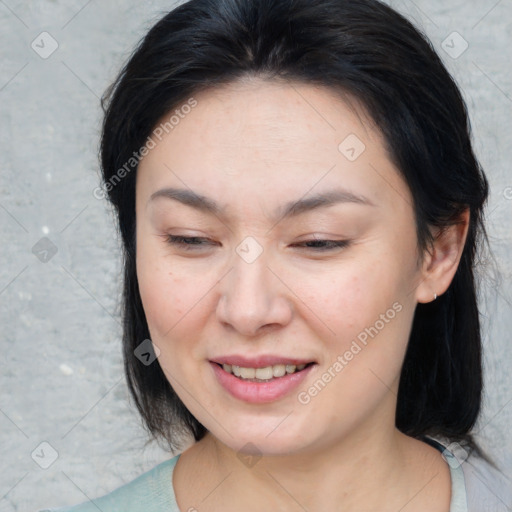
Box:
[135,77,469,511]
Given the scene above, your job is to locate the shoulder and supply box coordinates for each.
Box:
[422,436,512,512]
[462,452,512,512]
[37,454,181,512]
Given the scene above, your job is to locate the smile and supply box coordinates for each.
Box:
[210,361,317,403]
[221,363,309,381]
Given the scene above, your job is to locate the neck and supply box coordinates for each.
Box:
[190,423,426,511]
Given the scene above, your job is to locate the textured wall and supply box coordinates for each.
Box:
[0,1,510,510]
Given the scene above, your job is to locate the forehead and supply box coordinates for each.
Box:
[166,77,377,154]
[136,78,411,218]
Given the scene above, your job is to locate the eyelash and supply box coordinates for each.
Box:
[164,235,351,252]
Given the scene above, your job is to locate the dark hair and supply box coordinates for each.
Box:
[99,0,496,467]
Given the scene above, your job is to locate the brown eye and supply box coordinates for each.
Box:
[292,240,351,251]
[165,235,216,250]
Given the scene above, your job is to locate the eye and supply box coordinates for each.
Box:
[165,235,215,250]
[165,235,351,253]
[292,239,351,251]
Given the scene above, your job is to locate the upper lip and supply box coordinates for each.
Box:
[210,355,316,368]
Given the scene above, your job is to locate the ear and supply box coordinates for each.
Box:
[415,208,470,304]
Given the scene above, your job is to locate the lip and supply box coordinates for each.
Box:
[209,360,316,403]
[210,354,316,368]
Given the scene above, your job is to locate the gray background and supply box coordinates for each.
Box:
[0,1,511,510]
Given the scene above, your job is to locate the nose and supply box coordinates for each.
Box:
[216,244,293,337]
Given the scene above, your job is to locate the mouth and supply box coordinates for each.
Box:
[209,359,317,403]
[208,354,318,403]
[212,361,316,382]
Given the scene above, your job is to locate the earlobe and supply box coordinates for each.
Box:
[415,208,470,304]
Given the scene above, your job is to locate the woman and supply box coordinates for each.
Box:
[41,0,512,510]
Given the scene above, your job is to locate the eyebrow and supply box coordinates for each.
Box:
[148,186,376,222]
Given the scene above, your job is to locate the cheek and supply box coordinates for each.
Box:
[138,271,193,341]
[136,244,221,360]
[291,253,413,399]
[136,240,189,340]
[293,257,399,340]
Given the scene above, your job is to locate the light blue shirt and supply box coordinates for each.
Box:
[39,437,511,511]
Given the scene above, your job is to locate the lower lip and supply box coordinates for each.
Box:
[209,362,316,403]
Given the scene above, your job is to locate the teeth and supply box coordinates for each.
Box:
[222,363,309,380]
[239,367,256,379]
[272,364,286,377]
[255,366,273,380]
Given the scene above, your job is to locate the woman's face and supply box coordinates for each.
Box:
[135,79,425,456]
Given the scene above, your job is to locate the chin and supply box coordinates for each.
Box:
[208,418,316,457]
